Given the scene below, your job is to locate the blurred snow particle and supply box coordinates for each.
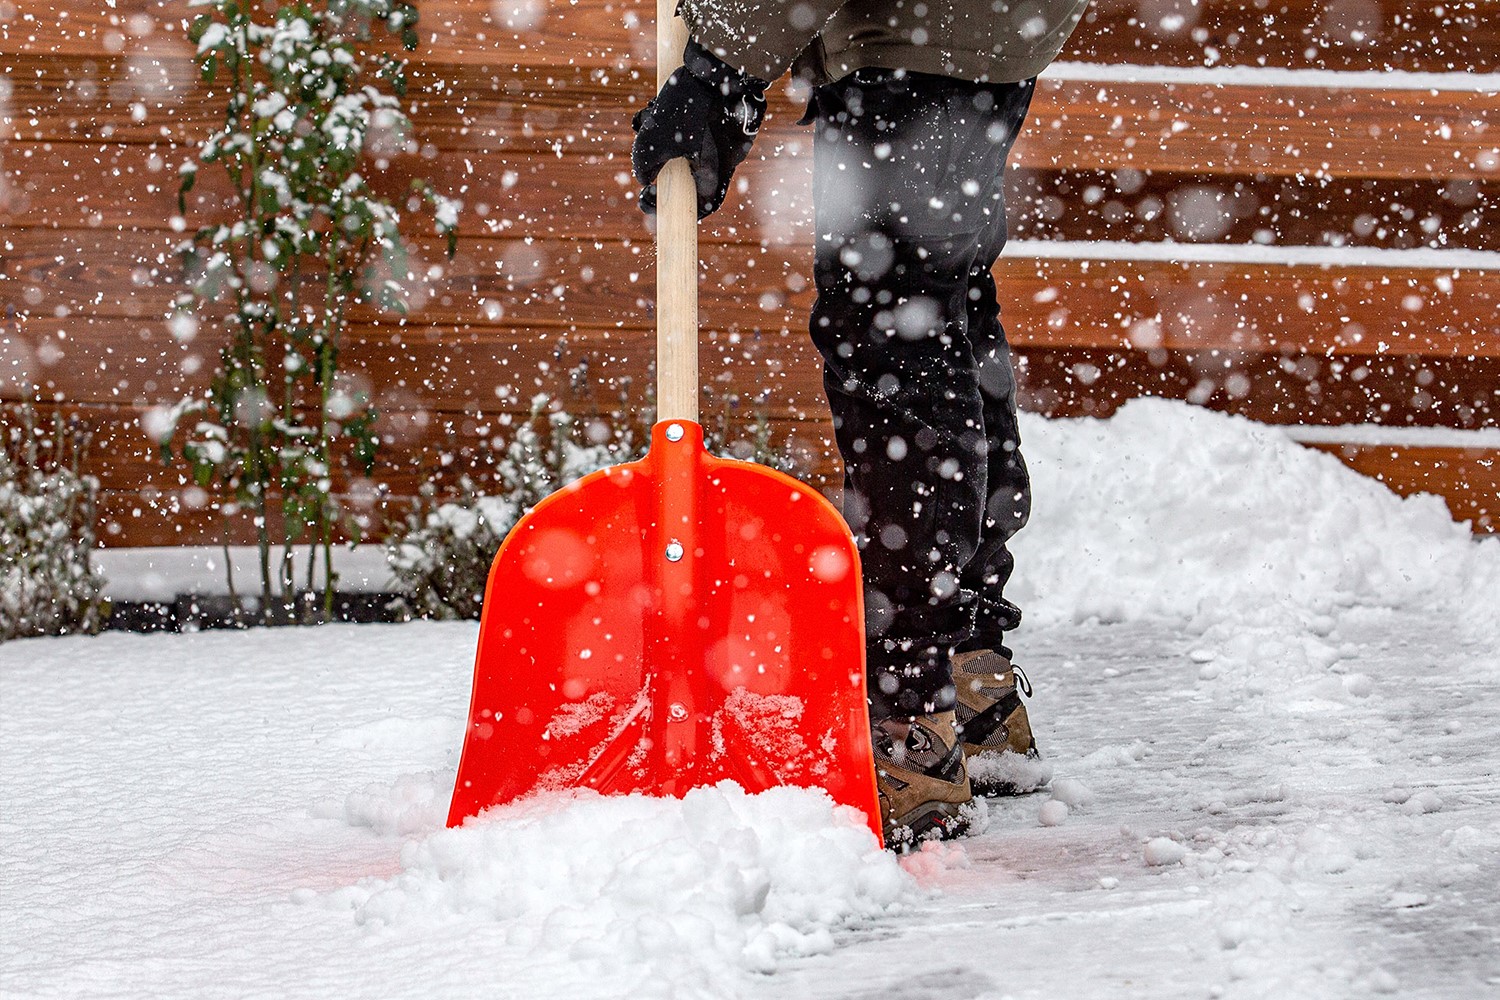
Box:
[808,544,853,583]
[788,3,819,30]
[169,314,198,343]
[878,523,907,550]
[1168,185,1235,241]
[492,0,543,31]
[1127,318,1162,350]
[140,405,175,443]
[500,242,547,286]
[1113,168,1145,194]
[893,297,940,340]
[930,571,958,600]
[1071,362,1102,386]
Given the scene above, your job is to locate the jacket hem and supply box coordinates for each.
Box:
[822,41,1053,85]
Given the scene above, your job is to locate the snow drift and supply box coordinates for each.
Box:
[1010,399,1498,629]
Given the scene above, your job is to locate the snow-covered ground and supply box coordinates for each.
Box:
[3,400,1497,999]
[92,545,396,602]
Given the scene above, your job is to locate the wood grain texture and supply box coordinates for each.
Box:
[1301,442,1498,531]
[17,347,1497,492]
[13,395,1496,545]
[4,1,1495,72]
[7,230,1497,367]
[4,1,1496,543]
[7,141,1497,256]
[77,434,1498,546]
[6,53,1496,180]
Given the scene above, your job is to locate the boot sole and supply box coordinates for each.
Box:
[885,800,970,848]
[964,746,1051,797]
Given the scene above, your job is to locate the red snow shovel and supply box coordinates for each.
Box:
[445,4,881,843]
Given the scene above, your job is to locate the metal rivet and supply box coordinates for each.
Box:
[665,423,684,442]
[668,703,688,722]
[665,540,684,562]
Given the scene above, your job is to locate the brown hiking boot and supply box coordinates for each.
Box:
[872,710,974,849]
[952,648,1049,796]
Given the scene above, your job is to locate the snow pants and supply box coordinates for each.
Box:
[806,70,1035,719]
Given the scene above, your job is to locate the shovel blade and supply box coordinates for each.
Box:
[447,421,880,842]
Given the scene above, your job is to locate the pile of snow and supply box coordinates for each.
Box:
[1010,399,1498,629]
[311,782,914,981]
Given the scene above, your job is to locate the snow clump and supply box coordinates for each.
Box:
[1143,837,1188,866]
[310,782,914,981]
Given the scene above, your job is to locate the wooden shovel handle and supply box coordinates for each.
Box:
[655,0,698,423]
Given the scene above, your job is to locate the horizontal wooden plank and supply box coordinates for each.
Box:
[1010,347,1500,430]
[1023,78,1499,180]
[1301,442,1497,531]
[82,435,1500,546]
[13,399,1495,545]
[6,141,1497,256]
[13,344,1497,496]
[5,54,1496,180]
[4,0,1495,73]
[7,230,1498,365]
[1067,0,1497,73]
[11,302,1500,426]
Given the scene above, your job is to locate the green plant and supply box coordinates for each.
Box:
[385,389,803,620]
[159,0,456,622]
[1,395,105,642]
[385,394,624,619]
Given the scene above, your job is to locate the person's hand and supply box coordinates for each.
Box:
[632,40,768,219]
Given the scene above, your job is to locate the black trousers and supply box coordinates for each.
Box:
[807,71,1034,719]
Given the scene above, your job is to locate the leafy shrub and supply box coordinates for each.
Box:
[385,393,800,620]
[1,399,106,641]
[162,0,456,621]
[385,397,619,619]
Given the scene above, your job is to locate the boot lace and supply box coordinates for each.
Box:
[1013,663,1034,698]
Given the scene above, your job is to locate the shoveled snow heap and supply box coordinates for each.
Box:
[1009,399,1497,627]
[3,400,1497,1000]
[315,783,910,978]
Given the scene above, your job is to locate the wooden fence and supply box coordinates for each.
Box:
[2,0,1496,545]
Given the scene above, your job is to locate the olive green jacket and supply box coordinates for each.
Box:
[683,0,1091,85]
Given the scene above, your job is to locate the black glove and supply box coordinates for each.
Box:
[632,40,768,220]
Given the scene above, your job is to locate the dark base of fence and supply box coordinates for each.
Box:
[103,592,410,633]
